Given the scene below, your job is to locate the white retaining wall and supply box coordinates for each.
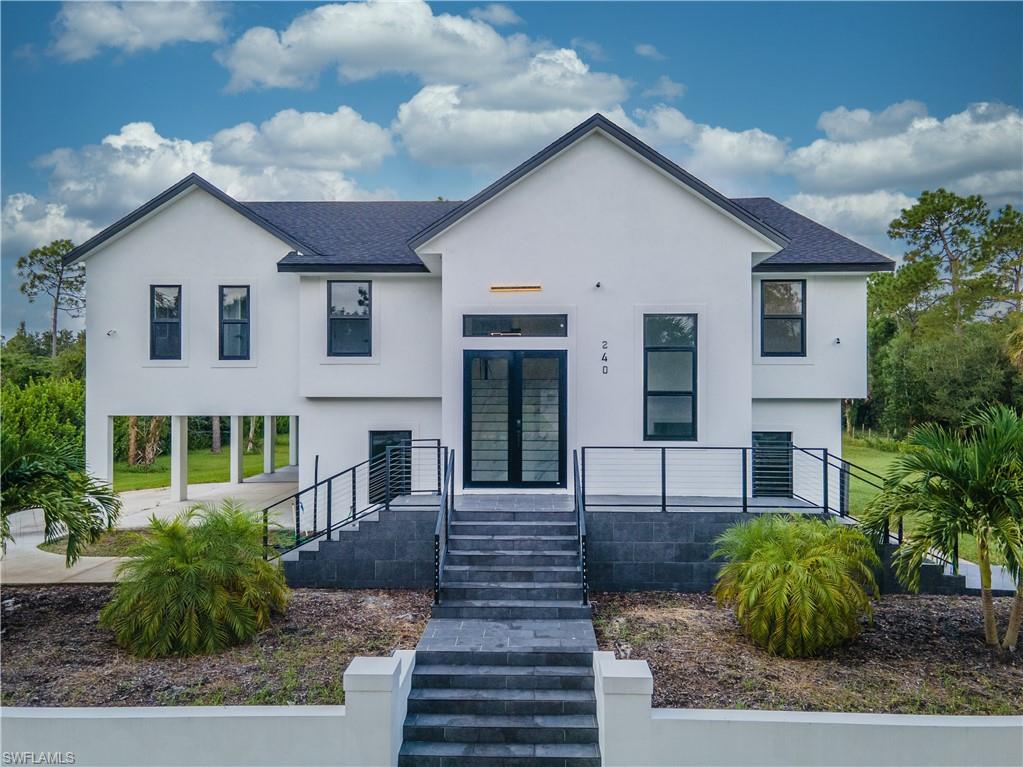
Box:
[593,651,1023,767]
[0,650,415,767]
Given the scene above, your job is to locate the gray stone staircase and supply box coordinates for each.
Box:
[398,498,600,766]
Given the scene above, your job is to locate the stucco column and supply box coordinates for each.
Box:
[263,415,276,475]
[169,415,188,501]
[288,416,299,466]
[86,413,114,486]
[229,415,244,485]
[593,651,654,767]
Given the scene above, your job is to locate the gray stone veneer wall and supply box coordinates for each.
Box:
[283,508,437,588]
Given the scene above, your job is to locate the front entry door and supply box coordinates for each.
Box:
[464,350,567,488]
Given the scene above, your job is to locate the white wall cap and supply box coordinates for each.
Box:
[596,652,654,695]
[342,656,401,691]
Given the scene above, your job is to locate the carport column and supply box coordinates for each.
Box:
[169,415,188,501]
[229,415,244,485]
[288,416,299,466]
[263,415,276,475]
[86,412,114,486]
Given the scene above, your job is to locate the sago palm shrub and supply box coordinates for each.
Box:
[712,515,879,658]
[862,404,1023,654]
[100,500,289,657]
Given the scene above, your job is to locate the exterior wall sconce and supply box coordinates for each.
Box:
[489,284,542,293]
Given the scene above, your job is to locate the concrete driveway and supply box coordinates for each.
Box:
[1,471,297,585]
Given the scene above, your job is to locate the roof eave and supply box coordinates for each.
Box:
[276,260,430,274]
[753,261,895,273]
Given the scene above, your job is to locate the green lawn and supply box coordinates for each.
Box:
[112,435,291,492]
[841,435,993,565]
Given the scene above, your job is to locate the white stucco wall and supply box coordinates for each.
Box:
[425,131,781,489]
[753,274,868,399]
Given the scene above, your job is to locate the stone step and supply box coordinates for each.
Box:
[452,510,578,523]
[451,520,579,537]
[403,713,598,745]
[411,664,594,691]
[407,688,596,716]
[440,583,583,602]
[443,565,582,583]
[448,535,579,552]
[430,600,592,620]
[397,741,600,767]
[445,550,580,567]
[416,649,594,668]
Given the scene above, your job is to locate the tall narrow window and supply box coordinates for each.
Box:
[328,281,371,356]
[150,285,181,360]
[643,314,697,441]
[219,285,250,360]
[761,280,805,356]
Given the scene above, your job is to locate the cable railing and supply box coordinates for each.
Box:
[573,449,589,606]
[433,449,456,605]
[262,440,446,559]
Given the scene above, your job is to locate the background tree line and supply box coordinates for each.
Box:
[849,189,1023,437]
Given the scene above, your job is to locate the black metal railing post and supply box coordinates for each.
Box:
[313,454,319,525]
[262,508,269,560]
[580,447,587,510]
[953,538,959,575]
[325,477,332,542]
[350,469,357,522]
[660,447,667,513]
[822,448,829,513]
[433,534,441,605]
[385,447,392,511]
[294,497,301,546]
[741,447,749,513]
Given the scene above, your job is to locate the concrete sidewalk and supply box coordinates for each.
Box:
[1,473,297,585]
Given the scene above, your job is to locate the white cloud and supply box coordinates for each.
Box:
[211,106,393,171]
[642,75,685,101]
[785,191,916,239]
[1,193,96,256]
[817,100,928,141]
[469,4,523,26]
[634,43,665,61]
[789,102,1023,196]
[51,1,225,61]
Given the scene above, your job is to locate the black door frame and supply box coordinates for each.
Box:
[463,350,567,489]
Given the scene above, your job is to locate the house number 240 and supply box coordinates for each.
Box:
[601,341,608,374]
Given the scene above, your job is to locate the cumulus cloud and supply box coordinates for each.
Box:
[634,43,665,60]
[1,193,96,256]
[51,1,225,61]
[642,75,685,101]
[789,102,1023,197]
[817,100,928,141]
[211,106,393,171]
[570,37,606,62]
[469,4,523,26]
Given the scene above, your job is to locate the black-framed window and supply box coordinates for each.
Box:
[328,280,371,356]
[150,285,181,360]
[643,314,696,441]
[463,314,568,337]
[761,280,805,356]
[219,285,250,360]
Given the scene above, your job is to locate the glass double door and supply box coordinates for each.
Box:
[464,350,567,488]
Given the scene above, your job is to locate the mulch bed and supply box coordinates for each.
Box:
[592,592,1023,715]
[1,585,431,707]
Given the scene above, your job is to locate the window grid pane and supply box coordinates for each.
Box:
[761,280,805,356]
[643,313,697,441]
[328,281,372,356]
[219,286,250,360]
[150,285,181,360]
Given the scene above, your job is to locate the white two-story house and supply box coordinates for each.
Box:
[67,114,893,512]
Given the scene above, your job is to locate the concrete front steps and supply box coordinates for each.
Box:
[398,501,599,766]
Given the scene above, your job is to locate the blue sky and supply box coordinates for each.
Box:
[2,1,1021,335]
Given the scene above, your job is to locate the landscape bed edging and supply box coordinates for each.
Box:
[0,649,416,767]
[593,651,1023,767]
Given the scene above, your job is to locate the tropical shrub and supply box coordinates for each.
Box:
[1,433,120,565]
[713,515,879,658]
[863,405,1023,654]
[100,501,289,657]
[1,376,85,449]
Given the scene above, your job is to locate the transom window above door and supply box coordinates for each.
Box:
[761,280,805,356]
[463,314,568,337]
[328,281,372,356]
[643,314,697,441]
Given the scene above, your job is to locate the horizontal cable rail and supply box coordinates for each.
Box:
[263,440,446,560]
[434,449,456,605]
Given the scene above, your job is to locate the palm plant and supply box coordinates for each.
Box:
[862,404,1023,653]
[100,500,289,657]
[713,515,879,658]
[1,433,120,565]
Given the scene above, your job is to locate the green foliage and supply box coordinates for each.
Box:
[0,433,121,565]
[861,405,1022,650]
[713,515,879,658]
[100,501,289,657]
[16,240,84,357]
[1,376,85,448]
[1,326,85,385]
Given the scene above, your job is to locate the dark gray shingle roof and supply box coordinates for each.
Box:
[249,201,462,272]
[733,197,894,272]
